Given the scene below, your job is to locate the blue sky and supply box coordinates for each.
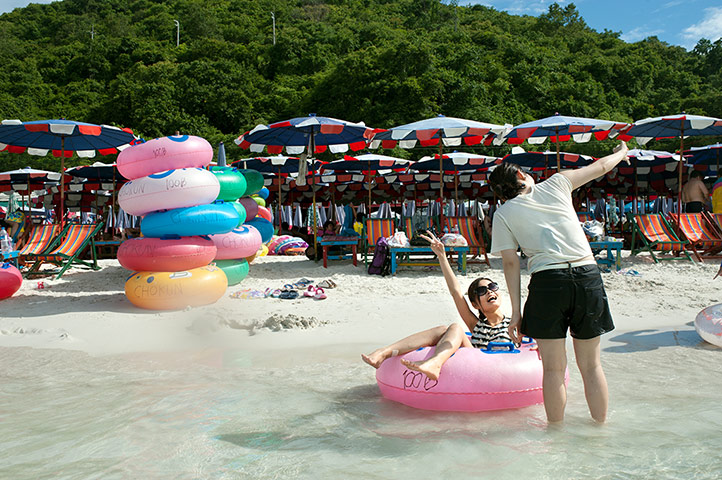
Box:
[1,0,721,50]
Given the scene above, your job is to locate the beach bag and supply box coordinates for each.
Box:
[387,231,410,248]
[368,236,390,276]
[441,233,468,247]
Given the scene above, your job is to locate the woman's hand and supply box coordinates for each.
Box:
[419,230,445,257]
[508,311,523,344]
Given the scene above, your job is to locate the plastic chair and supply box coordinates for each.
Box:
[24,223,105,279]
[630,214,693,263]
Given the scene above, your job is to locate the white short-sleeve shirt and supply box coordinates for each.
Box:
[490,174,594,275]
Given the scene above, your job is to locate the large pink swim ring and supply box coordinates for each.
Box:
[376,341,551,412]
[209,225,263,260]
[117,135,213,180]
[0,263,22,300]
[117,236,217,272]
[118,168,220,216]
[695,303,722,348]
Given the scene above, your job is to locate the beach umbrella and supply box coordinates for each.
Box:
[500,113,629,171]
[0,167,62,214]
[322,153,412,211]
[620,113,722,213]
[370,115,510,215]
[501,150,595,172]
[0,119,135,225]
[410,152,499,204]
[234,115,379,248]
[685,143,722,175]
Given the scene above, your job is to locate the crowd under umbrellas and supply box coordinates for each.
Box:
[2,112,722,238]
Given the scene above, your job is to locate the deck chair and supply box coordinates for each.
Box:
[630,214,693,263]
[24,222,105,279]
[17,224,65,261]
[577,212,594,222]
[400,216,414,239]
[669,213,722,262]
[444,216,490,265]
[706,212,722,236]
[362,217,395,267]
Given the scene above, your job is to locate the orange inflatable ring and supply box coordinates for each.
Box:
[125,265,227,310]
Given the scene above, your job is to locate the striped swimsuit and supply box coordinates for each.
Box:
[470,316,511,349]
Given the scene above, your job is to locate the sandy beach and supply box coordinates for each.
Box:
[1,251,719,356]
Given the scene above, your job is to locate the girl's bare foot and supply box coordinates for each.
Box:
[400,358,442,381]
[361,349,389,368]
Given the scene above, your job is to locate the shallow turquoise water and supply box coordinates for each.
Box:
[1,334,721,480]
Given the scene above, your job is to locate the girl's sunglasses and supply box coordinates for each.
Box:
[476,282,499,297]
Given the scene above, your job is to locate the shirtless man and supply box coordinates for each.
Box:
[681,171,710,213]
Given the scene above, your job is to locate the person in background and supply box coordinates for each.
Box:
[681,170,710,213]
[488,141,629,425]
[2,209,26,247]
[321,220,341,237]
[712,176,722,214]
[278,222,294,236]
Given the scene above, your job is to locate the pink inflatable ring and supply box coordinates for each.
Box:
[117,135,213,180]
[117,236,217,272]
[376,340,565,412]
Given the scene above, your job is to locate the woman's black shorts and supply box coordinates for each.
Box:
[522,264,614,340]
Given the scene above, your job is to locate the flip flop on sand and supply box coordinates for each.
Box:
[230,289,266,299]
[317,279,337,289]
[297,278,314,286]
[313,287,327,300]
[280,290,299,300]
[303,285,316,297]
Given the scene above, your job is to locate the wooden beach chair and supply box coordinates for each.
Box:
[630,214,693,263]
[706,212,722,236]
[444,216,490,266]
[669,213,722,262]
[17,224,65,262]
[24,222,105,279]
[362,217,395,267]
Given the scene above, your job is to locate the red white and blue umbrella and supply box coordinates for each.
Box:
[0,119,136,224]
[620,113,722,213]
[412,152,499,172]
[0,167,61,194]
[369,115,510,150]
[501,150,595,172]
[684,143,722,175]
[370,115,510,210]
[500,114,628,170]
[234,114,378,155]
[322,153,413,210]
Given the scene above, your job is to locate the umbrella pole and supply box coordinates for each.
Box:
[556,128,561,171]
[310,136,318,252]
[633,156,639,215]
[677,121,685,215]
[367,169,371,214]
[454,167,459,207]
[60,137,65,227]
[438,144,445,225]
[278,167,283,226]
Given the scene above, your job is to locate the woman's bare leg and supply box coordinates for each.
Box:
[362,325,448,368]
[536,338,568,424]
[573,336,608,423]
[400,323,472,381]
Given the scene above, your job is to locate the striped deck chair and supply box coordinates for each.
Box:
[444,216,490,265]
[363,217,395,267]
[577,212,594,222]
[401,216,414,239]
[24,223,104,279]
[706,212,722,235]
[17,224,64,261]
[669,213,722,262]
[630,214,692,263]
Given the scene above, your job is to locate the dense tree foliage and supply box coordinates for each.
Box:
[0,0,721,171]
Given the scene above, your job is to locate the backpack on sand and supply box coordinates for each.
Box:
[368,236,391,276]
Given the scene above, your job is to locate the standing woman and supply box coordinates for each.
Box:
[488,141,628,424]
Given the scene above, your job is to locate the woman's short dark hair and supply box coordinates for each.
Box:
[489,162,525,200]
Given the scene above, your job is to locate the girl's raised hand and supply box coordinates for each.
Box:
[419,230,445,257]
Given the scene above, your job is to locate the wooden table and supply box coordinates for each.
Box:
[589,241,623,270]
[388,246,469,275]
[317,237,359,268]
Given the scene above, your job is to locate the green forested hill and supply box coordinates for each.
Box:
[1,0,721,169]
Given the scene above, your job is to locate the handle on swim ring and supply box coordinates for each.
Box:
[482,342,520,354]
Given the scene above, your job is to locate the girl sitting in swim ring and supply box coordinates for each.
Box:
[362,231,512,380]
